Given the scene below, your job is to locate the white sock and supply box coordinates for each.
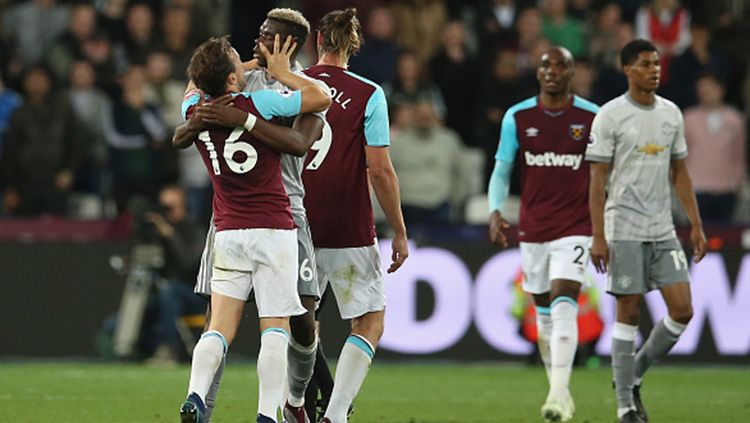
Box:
[257,328,289,419]
[187,331,227,401]
[536,308,553,385]
[324,335,374,422]
[549,298,578,398]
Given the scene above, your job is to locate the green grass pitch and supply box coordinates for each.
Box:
[1,362,748,422]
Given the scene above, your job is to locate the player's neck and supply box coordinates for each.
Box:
[539,92,571,110]
[628,86,656,106]
[317,52,347,69]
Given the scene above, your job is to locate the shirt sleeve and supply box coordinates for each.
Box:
[495,109,519,162]
[586,112,616,162]
[244,89,302,120]
[671,109,688,160]
[181,90,201,121]
[364,86,390,147]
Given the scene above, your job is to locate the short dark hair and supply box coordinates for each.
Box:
[187,36,234,98]
[620,39,658,67]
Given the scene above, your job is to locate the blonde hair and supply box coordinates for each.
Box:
[267,8,310,34]
[317,8,363,60]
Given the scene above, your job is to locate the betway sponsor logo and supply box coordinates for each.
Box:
[524,151,583,170]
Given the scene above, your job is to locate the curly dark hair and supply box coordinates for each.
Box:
[187,36,235,98]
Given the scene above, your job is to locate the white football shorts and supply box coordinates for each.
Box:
[520,235,592,294]
[316,241,385,320]
[211,228,306,318]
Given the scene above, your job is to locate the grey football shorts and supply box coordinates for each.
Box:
[607,238,691,295]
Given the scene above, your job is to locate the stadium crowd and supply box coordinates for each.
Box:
[0,0,748,225]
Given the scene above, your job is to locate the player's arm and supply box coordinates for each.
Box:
[671,158,707,262]
[589,162,610,272]
[360,84,408,272]
[193,95,321,157]
[366,145,408,273]
[487,108,519,248]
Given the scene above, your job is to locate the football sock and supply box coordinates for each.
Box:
[612,322,638,418]
[257,328,290,420]
[549,297,578,398]
[324,335,374,423]
[287,337,317,407]
[188,330,228,402]
[634,316,686,384]
[204,355,225,421]
[536,306,553,385]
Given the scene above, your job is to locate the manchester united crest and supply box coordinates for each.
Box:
[569,124,586,141]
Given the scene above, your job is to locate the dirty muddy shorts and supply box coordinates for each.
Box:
[315,241,385,319]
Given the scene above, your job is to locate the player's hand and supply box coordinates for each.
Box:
[143,212,175,238]
[196,94,247,127]
[590,235,609,273]
[388,233,409,273]
[691,225,707,263]
[259,34,296,80]
[488,210,510,248]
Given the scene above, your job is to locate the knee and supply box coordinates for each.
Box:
[352,313,384,345]
[670,306,693,325]
[290,313,316,347]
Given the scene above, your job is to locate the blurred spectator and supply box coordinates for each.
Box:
[391,0,448,63]
[390,100,462,225]
[667,21,730,109]
[349,5,401,86]
[103,66,168,212]
[514,7,543,71]
[540,0,586,58]
[175,0,230,47]
[429,20,479,146]
[145,184,206,365]
[389,99,416,137]
[1,65,84,216]
[385,50,446,120]
[684,73,746,223]
[479,48,525,183]
[68,60,110,195]
[592,23,632,103]
[0,69,21,161]
[113,3,157,70]
[143,51,185,130]
[2,0,70,66]
[589,2,623,70]
[82,31,118,95]
[567,0,593,20]
[160,6,194,81]
[476,0,525,55]
[635,0,691,81]
[49,3,99,82]
[571,58,599,103]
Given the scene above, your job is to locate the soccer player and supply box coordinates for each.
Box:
[586,39,707,423]
[175,35,330,423]
[174,9,327,422]
[302,8,409,423]
[487,47,599,422]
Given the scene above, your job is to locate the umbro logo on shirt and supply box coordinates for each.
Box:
[525,127,539,137]
[318,72,331,78]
